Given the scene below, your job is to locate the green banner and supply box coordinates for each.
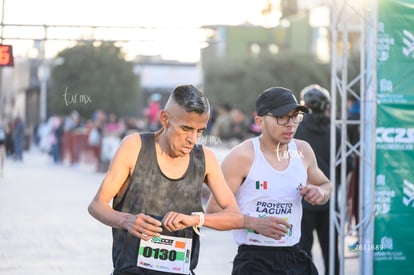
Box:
[375,105,414,273]
[377,0,414,103]
[375,1,414,274]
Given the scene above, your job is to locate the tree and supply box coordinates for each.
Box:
[203,53,330,115]
[48,41,140,119]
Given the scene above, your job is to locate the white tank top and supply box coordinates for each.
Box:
[233,137,307,247]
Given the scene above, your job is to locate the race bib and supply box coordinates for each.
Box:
[137,234,192,274]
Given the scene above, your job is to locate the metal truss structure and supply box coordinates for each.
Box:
[329,1,377,275]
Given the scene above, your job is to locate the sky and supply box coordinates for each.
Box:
[1,0,282,62]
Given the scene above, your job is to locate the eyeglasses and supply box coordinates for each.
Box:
[266,112,304,126]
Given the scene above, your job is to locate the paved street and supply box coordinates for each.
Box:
[0,147,359,275]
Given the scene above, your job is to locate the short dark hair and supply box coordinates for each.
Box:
[171,85,210,114]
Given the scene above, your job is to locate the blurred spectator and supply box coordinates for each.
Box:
[5,120,14,157]
[37,119,50,153]
[88,110,106,146]
[211,103,233,141]
[63,110,84,165]
[104,113,124,137]
[100,130,122,170]
[98,112,124,172]
[347,96,360,146]
[87,110,106,171]
[347,95,361,250]
[144,93,161,131]
[33,120,43,146]
[296,84,338,275]
[121,116,143,139]
[206,104,217,135]
[229,107,250,142]
[248,111,261,137]
[211,104,250,147]
[49,116,64,164]
[12,116,25,161]
[0,119,5,176]
[64,110,81,132]
[296,84,353,275]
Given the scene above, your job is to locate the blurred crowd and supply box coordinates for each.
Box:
[34,109,146,172]
[14,100,259,173]
[0,87,262,175]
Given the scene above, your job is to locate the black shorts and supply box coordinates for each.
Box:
[232,244,318,275]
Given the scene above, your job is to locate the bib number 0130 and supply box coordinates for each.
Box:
[142,246,177,261]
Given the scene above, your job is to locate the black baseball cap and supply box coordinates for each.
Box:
[256,87,308,116]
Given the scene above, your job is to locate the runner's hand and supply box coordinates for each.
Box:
[252,216,290,240]
[300,185,325,205]
[162,211,197,232]
[125,213,162,240]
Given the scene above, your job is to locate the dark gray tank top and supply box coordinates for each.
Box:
[111,132,205,274]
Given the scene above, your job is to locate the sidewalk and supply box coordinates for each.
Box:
[0,147,359,275]
[0,148,112,275]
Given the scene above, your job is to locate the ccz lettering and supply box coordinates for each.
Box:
[376,128,414,143]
